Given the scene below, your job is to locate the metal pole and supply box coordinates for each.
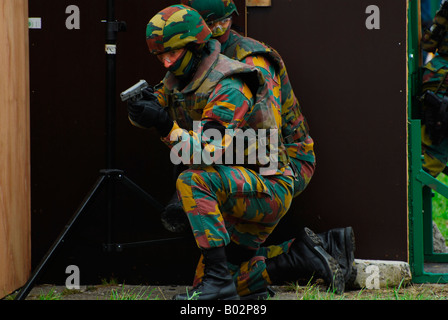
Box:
[106,0,116,170]
[105,0,117,251]
[103,0,125,251]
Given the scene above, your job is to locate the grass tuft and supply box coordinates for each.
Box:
[433,174,448,244]
[110,286,159,300]
[37,288,62,300]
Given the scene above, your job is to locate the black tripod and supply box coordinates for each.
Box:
[15,0,183,300]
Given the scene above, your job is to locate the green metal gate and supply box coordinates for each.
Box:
[408,0,448,283]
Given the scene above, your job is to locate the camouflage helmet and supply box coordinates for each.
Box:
[180,0,238,25]
[146,4,212,54]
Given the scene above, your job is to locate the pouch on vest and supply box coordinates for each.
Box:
[421,90,448,145]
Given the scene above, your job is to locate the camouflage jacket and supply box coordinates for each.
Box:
[422,2,448,56]
[422,55,448,93]
[221,30,315,164]
[155,39,292,176]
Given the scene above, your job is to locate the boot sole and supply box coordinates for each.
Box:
[173,292,240,300]
[303,227,345,294]
[240,287,275,300]
[222,294,240,300]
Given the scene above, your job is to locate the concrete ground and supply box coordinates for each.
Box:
[5,259,448,301]
[16,282,448,300]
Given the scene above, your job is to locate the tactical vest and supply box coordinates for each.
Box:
[157,39,290,173]
[422,5,448,56]
[421,55,448,145]
[422,55,448,92]
[221,31,315,164]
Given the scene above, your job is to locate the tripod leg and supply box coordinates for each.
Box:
[14,175,107,300]
[120,174,165,213]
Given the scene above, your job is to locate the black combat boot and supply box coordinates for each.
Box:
[317,227,356,286]
[173,247,240,300]
[266,227,345,294]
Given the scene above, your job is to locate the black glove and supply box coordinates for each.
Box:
[160,192,190,233]
[127,87,173,136]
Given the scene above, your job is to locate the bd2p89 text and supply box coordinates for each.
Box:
[224,304,267,315]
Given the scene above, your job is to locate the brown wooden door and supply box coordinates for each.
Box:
[0,0,31,298]
[247,1,408,261]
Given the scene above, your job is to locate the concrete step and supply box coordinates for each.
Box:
[350,259,412,289]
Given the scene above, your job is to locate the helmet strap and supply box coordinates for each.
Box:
[215,25,231,45]
[172,44,204,89]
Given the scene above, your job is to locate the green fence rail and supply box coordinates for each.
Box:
[408,0,448,283]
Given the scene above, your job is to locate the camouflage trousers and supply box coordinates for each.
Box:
[290,157,315,198]
[193,238,296,296]
[178,158,315,296]
[176,165,295,250]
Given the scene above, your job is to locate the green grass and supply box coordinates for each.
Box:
[1,284,161,300]
[281,281,448,300]
[5,282,448,300]
[109,286,159,300]
[31,285,161,300]
[433,174,448,243]
[36,288,63,300]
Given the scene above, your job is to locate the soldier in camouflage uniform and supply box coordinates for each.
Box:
[421,0,448,177]
[182,0,315,198]
[127,4,344,299]
[179,0,353,297]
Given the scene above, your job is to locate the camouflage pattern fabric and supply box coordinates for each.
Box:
[422,2,448,56]
[146,5,212,55]
[193,237,295,296]
[146,5,302,297]
[177,166,294,250]
[157,39,292,175]
[209,28,315,296]
[180,0,238,24]
[421,55,448,176]
[151,37,295,296]
[222,30,316,197]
